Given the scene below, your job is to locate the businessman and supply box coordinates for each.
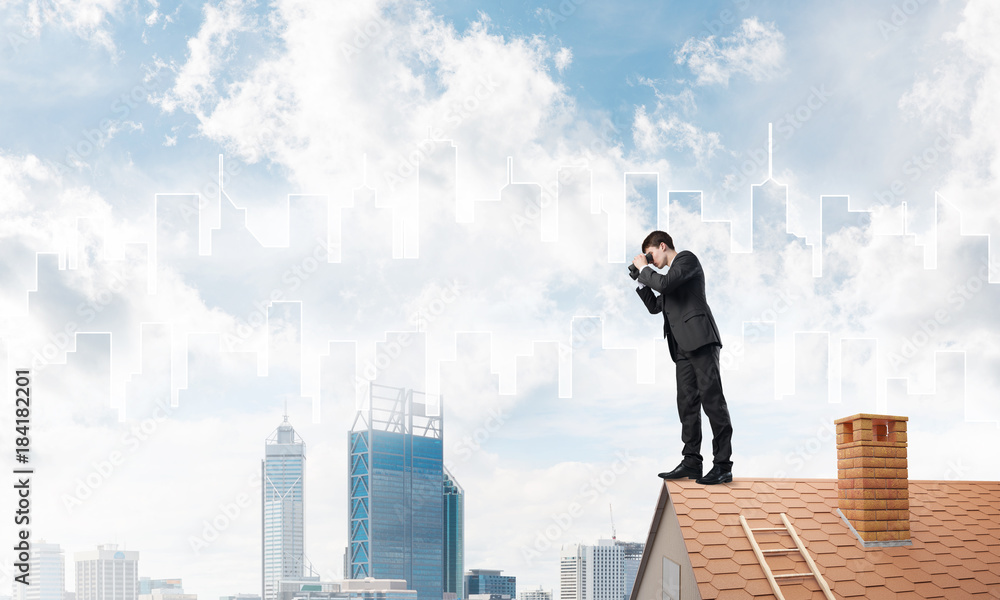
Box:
[631,230,733,485]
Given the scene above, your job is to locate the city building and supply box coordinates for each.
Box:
[613,542,643,600]
[137,580,194,600]
[13,541,65,600]
[273,579,326,600]
[137,590,195,600]
[263,416,308,600]
[138,580,181,596]
[442,470,464,600]
[219,595,260,600]
[338,579,417,600]
[348,384,445,600]
[559,541,622,600]
[74,545,139,600]
[464,570,515,600]
[518,587,551,600]
[265,579,417,600]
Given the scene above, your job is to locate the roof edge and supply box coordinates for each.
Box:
[628,482,670,600]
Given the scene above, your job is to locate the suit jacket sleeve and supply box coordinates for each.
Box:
[636,252,703,296]
[635,285,661,314]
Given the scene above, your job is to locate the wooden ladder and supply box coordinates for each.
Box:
[739,512,836,600]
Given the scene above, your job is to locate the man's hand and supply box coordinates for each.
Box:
[632,253,649,269]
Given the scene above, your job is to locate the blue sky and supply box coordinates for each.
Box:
[2,0,999,599]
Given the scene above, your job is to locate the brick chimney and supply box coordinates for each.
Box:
[835,413,910,547]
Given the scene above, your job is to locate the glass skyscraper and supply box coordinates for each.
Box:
[348,384,447,600]
[263,417,306,600]
[442,469,464,600]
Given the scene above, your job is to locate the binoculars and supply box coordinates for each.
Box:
[628,253,654,280]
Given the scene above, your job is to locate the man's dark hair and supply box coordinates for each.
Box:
[642,230,674,252]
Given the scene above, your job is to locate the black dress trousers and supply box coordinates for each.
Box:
[674,342,733,471]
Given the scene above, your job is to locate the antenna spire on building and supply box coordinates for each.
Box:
[768,122,773,181]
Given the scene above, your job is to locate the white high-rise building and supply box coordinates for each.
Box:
[262,417,306,600]
[518,586,552,600]
[559,541,622,600]
[74,545,138,600]
[614,542,643,600]
[13,541,66,600]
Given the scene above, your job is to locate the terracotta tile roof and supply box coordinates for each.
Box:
[632,478,1000,600]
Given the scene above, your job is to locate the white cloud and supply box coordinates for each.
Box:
[5,2,1000,599]
[554,46,572,72]
[632,105,722,165]
[899,0,1000,241]
[157,0,257,116]
[4,0,126,54]
[674,17,786,86]
[898,64,973,124]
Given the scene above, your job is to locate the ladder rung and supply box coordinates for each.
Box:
[751,527,787,531]
[773,573,813,580]
[761,548,797,554]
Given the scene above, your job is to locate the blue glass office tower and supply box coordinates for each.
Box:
[263,417,306,600]
[349,385,444,600]
[443,469,464,599]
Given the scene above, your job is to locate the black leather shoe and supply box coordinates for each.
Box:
[658,463,702,480]
[696,465,733,485]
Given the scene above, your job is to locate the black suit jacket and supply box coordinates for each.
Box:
[636,250,722,362]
